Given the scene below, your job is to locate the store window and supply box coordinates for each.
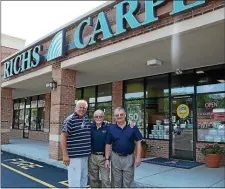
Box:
[196,66,225,93]
[13,99,20,129]
[24,98,31,130]
[197,93,225,143]
[75,88,82,104]
[13,94,47,131]
[37,95,45,131]
[83,86,96,118]
[125,99,145,136]
[30,96,38,130]
[146,74,169,140]
[19,99,25,129]
[146,97,169,140]
[124,78,145,136]
[97,83,112,122]
[146,74,169,97]
[124,78,144,100]
[171,70,195,95]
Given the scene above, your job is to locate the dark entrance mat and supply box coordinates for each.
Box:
[142,157,204,169]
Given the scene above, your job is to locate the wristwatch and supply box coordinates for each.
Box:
[105,157,110,161]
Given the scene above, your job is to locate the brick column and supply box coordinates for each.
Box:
[1,88,13,144]
[44,93,51,133]
[112,81,123,123]
[49,64,76,160]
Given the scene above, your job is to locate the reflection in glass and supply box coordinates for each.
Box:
[84,87,96,103]
[197,93,225,142]
[146,98,169,140]
[24,98,31,129]
[96,102,112,122]
[97,83,112,103]
[171,96,194,160]
[87,103,95,119]
[37,95,45,131]
[19,99,25,129]
[13,110,20,129]
[31,96,37,130]
[146,74,169,97]
[196,66,225,93]
[75,88,82,104]
[125,78,144,100]
[37,108,45,131]
[125,100,145,137]
[171,71,195,95]
[13,100,20,129]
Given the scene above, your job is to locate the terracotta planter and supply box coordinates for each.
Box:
[134,147,147,158]
[205,154,222,168]
[141,148,147,158]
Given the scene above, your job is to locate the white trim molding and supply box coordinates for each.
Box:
[1,65,52,88]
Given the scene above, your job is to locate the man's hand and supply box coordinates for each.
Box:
[129,120,135,128]
[134,157,141,168]
[105,160,110,169]
[63,154,70,166]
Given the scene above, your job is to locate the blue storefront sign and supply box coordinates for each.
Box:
[3,0,206,79]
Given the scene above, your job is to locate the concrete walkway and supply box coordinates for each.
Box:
[2,137,225,188]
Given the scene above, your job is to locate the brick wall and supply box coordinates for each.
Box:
[146,140,169,158]
[112,81,123,109]
[0,46,18,61]
[49,64,76,160]
[1,88,13,144]
[29,131,49,142]
[44,93,51,131]
[112,81,123,123]
[10,129,23,138]
[2,0,224,83]
[196,142,225,165]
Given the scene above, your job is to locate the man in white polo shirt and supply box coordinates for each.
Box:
[60,100,92,188]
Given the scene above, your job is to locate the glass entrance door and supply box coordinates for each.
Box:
[170,96,194,161]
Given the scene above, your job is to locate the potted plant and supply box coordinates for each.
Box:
[201,143,224,168]
[134,140,149,158]
[141,140,149,158]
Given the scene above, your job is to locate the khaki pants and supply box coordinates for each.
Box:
[111,151,135,188]
[88,154,111,188]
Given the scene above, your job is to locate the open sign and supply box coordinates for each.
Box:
[205,102,217,108]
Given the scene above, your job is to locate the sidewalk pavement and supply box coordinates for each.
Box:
[2,137,225,188]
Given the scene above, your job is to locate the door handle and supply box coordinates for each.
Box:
[190,140,193,143]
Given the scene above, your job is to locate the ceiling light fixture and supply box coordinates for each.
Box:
[146,59,162,67]
[196,70,204,74]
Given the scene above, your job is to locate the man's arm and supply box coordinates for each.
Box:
[60,132,68,157]
[60,116,72,166]
[105,144,111,160]
[135,140,142,160]
[134,126,143,167]
[105,127,112,168]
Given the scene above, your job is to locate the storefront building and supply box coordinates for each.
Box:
[1,0,224,163]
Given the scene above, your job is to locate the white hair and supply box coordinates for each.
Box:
[94,109,105,116]
[113,107,126,114]
[76,100,88,109]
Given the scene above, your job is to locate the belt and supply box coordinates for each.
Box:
[92,152,105,155]
[113,151,133,157]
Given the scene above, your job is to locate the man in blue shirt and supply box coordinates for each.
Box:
[88,109,111,188]
[105,107,143,188]
[60,100,92,188]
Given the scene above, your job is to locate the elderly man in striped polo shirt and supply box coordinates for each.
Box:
[60,100,92,188]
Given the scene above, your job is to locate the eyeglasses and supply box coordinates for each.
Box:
[94,116,103,119]
[115,113,124,117]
